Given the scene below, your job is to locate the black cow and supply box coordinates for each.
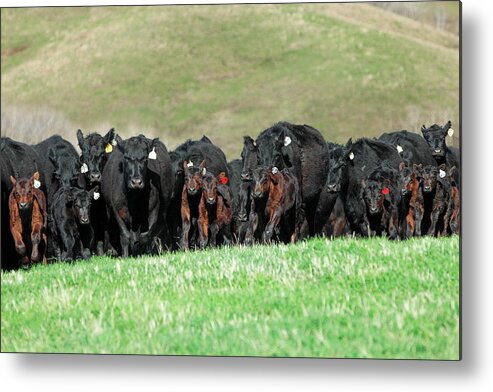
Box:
[314,142,349,236]
[32,135,80,202]
[361,164,400,239]
[327,138,402,236]
[249,122,328,236]
[1,138,46,270]
[50,186,99,260]
[76,128,116,255]
[378,130,437,166]
[421,121,460,172]
[418,164,452,237]
[102,135,173,257]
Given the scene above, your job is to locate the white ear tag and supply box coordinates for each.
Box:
[272,166,279,174]
[439,169,446,178]
[448,128,454,137]
[253,140,256,147]
[33,180,41,189]
[111,138,117,146]
[93,191,100,200]
[284,136,292,147]
[80,163,89,173]
[202,167,207,176]
[187,161,194,168]
[396,145,403,153]
[349,152,354,160]
[148,147,157,160]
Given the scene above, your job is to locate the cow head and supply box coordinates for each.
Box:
[202,171,227,206]
[66,187,98,225]
[326,140,351,193]
[421,121,453,159]
[362,177,390,215]
[77,128,116,184]
[420,164,442,193]
[240,136,258,181]
[9,172,39,210]
[183,159,206,196]
[117,135,158,190]
[252,166,277,199]
[398,162,416,196]
[48,147,80,187]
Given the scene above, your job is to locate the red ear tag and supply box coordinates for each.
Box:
[382,187,389,195]
[221,176,228,185]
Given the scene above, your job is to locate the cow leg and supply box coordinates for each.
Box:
[113,206,131,257]
[42,232,48,265]
[388,207,399,240]
[263,208,282,243]
[30,222,42,263]
[198,200,209,250]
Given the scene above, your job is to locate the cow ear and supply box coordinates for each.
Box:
[438,163,447,171]
[421,124,427,135]
[361,179,366,189]
[10,175,16,187]
[48,147,57,165]
[116,135,125,152]
[345,138,353,150]
[413,163,422,174]
[104,128,116,145]
[77,129,84,149]
[449,166,457,176]
[183,160,189,174]
[399,162,406,172]
[89,185,99,199]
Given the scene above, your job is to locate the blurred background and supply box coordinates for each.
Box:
[1,1,459,159]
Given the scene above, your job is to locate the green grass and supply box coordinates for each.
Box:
[1,236,460,359]
[1,3,460,157]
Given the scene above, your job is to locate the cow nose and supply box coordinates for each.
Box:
[208,197,215,202]
[80,216,89,224]
[241,173,251,181]
[327,184,337,192]
[370,206,379,214]
[238,213,247,221]
[19,202,28,209]
[401,189,408,196]
[90,172,101,181]
[131,178,143,187]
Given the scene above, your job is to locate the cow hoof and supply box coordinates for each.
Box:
[16,244,26,256]
[82,249,91,260]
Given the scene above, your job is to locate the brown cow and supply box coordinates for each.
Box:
[447,166,460,234]
[9,172,47,267]
[250,166,303,244]
[197,170,233,248]
[398,162,425,238]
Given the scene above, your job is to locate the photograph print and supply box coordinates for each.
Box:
[0,1,460,359]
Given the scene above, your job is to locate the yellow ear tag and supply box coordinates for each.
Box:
[105,143,113,153]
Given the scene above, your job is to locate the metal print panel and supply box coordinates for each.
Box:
[0,1,460,359]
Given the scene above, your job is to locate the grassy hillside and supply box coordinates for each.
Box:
[1,3,460,158]
[1,236,459,359]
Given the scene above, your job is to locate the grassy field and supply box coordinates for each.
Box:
[1,3,460,156]
[1,236,460,359]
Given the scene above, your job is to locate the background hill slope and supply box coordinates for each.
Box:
[1,2,460,158]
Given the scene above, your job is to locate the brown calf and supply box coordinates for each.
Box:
[251,166,302,244]
[9,172,47,267]
[197,171,233,248]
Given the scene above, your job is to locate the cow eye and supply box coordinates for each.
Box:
[15,192,20,197]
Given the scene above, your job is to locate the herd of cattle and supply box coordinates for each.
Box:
[0,120,460,270]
